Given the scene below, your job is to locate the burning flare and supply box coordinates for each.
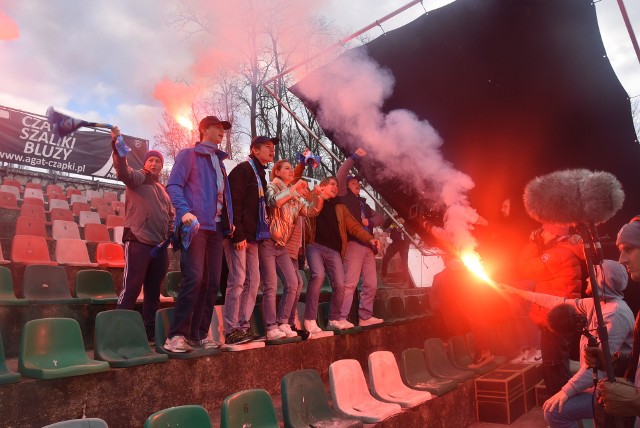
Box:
[460,251,497,288]
[176,115,193,130]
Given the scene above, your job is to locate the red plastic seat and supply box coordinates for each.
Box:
[103,191,117,202]
[66,188,82,199]
[11,235,57,265]
[23,188,44,201]
[22,197,44,208]
[90,197,107,210]
[55,238,98,267]
[20,204,46,221]
[15,216,47,239]
[105,215,125,229]
[0,191,18,209]
[46,184,64,196]
[109,200,125,214]
[50,208,74,223]
[83,223,111,243]
[96,243,125,268]
[71,202,91,217]
[96,204,116,220]
[24,182,42,191]
[2,179,21,193]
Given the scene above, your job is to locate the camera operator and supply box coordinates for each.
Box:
[502,259,633,428]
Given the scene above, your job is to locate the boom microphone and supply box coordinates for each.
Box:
[523,169,625,225]
[547,303,586,337]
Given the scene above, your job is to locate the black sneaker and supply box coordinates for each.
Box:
[292,325,310,341]
[248,331,266,342]
[225,330,252,345]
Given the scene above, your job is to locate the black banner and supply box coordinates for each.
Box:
[0,106,147,179]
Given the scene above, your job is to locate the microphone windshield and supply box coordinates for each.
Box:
[547,303,586,337]
[523,169,624,225]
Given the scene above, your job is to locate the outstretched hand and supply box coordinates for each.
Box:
[110,126,121,139]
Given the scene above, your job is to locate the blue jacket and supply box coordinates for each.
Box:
[166,142,233,234]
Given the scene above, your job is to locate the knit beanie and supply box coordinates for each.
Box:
[144,150,164,166]
[616,219,640,249]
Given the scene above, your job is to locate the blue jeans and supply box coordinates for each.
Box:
[169,227,223,341]
[305,243,345,322]
[117,241,169,340]
[277,259,303,325]
[544,390,595,428]
[222,239,260,335]
[342,241,378,320]
[259,240,299,330]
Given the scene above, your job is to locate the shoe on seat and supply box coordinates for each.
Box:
[279,323,298,338]
[164,335,192,353]
[188,335,221,349]
[304,319,323,334]
[266,328,286,340]
[359,316,384,327]
[327,320,343,330]
[340,319,355,329]
[225,330,252,345]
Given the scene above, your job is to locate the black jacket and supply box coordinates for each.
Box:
[227,155,268,244]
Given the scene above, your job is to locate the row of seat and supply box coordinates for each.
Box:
[1,179,123,203]
[6,238,125,268]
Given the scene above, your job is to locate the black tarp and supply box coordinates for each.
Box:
[293,0,640,248]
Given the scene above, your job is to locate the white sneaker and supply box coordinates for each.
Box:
[327,320,343,330]
[163,335,192,353]
[279,323,298,338]
[266,328,286,340]
[304,319,323,334]
[359,316,384,327]
[340,319,355,329]
[510,350,527,363]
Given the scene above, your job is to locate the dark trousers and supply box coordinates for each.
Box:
[381,240,409,277]
[117,241,169,340]
[540,326,571,395]
[169,227,223,341]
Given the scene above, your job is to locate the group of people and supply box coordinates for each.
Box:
[109,115,391,354]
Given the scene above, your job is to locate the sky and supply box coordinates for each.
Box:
[0,0,638,149]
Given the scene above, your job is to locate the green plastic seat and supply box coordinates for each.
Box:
[372,298,389,321]
[0,330,20,384]
[399,348,458,396]
[318,302,362,335]
[75,270,118,304]
[19,318,109,379]
[299,270,308,295]
[43,418,108,427]
[144,405,211,428]
[94,310,168,368]
[282,369,363,428]
[423,338,475,382]
[221,389,279,428]
[0,265,27,305]
[447,335,499,375]
[154,308,221,359]
[405,295,426,319]
[320,275,332,294]
[22,265,90,304]
[387,296,409,324]
[163,271,181,299]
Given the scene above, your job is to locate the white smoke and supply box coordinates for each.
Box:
[296,49,480,252]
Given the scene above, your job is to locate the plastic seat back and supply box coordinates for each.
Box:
[23,188,44,201]
[369,351,432,407]
[79,211,101,227]
[22,264,76,301]
[11,235,57,265]
[221,389,278,428]
[85,189,103,201]
[19,317,109,379]
[24,182,42,191]
[282,369,356,428]
[0,330,20,384]
[20,203,46,221]
[46,184,64,196]
[388,296,407,321]
[144,405,211,428]
[112,226,124,244]
[105,214,125,229]
[49,199,70,211]
[71,202,91,217]
[22,197,44,208]
[70,194,88,205]
[424,338,475,381]
[317,301,330,329]
[0,191,18,209]
[84,223,111,242]
[50,208,74,223]
[2,179,21,193]
[42,418,108,427]
[110,200,125,214]
[163,271,181,298]
[66,188,82,199]
[56,238,98,267]
[0,245,9,265]
[103,191,117,202]
[75,269,118,302]
[400,348,432,386]
[90,197,107,210]
[0,266,20,301]
[96,204,116,220]
[15,216,47,238]
[96,243,125,268]
[52,220,81,240]
[94,310,168,367]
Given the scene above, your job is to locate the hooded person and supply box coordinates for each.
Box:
[502,259,634,428]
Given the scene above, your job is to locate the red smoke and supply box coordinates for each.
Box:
[0,10,19,40]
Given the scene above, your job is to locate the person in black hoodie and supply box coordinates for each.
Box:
[111,126,174,342]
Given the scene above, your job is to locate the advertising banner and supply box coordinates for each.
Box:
[0,106,148,179]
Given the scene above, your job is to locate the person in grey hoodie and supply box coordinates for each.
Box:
[502,259,634,428]
[111,126,175,342]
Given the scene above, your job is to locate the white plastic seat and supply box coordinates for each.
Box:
[55,238,99,267]
[329,359,401,423]
[52,220,81,240]
[23,188,44,201]
[0,184,20,201]
[85,189,103,201]
[368,351,432,408]
[49,198,70,211]
[70,194,88,205]
[79,211,101,228]
[112,226,124,244]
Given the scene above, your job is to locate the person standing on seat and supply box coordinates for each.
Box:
[336,148,384,327]
[222,136,277,345]
[110,126,174,342]
[261,159,324,340]
[381,216,411,283]
[163,116,234,353]
[304,176,380,333]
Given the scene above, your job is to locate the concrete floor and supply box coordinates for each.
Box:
[468,407,547,428]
